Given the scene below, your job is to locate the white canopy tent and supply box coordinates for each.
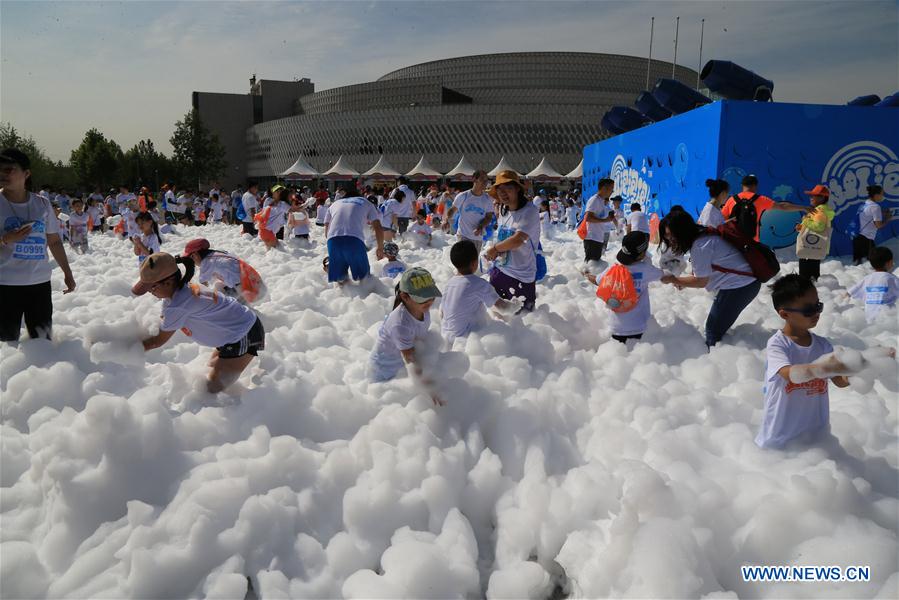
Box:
[279,155,320,180]
[525,157,564,180]
[444,155,477,180]
[564,159,583,179]
[405,156,443,180]
[322,155,360,180]
[361,155,402,179]
[487,156,521,177]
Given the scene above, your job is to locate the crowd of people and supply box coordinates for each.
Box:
[1,145,897,448]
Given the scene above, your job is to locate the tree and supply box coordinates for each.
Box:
[170,109,227,190]
[69,128,124,189]
[0,122,77,190]
[122,139,177,190]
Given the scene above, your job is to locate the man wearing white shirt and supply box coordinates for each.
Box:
[324,191,385,283]
[626,203,651,234]
[390,177,416,234]
[240,182,259,236]
[444,170,494,251]
[582,178,617,262]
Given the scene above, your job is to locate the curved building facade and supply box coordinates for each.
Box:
[242,52,698,180]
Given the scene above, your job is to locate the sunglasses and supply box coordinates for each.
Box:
[782,301,824,317]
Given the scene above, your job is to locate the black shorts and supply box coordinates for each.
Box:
[397,217,410,234]
[242,222,257,236]
[294,233,310,239]
[217,317,265,358]
[315,222,325,227]
[0,281,53,341]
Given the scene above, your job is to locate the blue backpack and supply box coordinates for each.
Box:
[235,200,247,222]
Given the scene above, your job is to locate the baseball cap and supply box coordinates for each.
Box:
[803,185,830,198]
[399,267,442,303]
[132,253,180,295]
[0,148,31,170]
[383,242,399,257]
[183,238,210,256]
[616,231,649,266]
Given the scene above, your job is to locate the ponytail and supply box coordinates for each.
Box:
[175,255,195,289]
[392,283,404,309]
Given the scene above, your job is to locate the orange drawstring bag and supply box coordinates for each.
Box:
[595,264,639,313]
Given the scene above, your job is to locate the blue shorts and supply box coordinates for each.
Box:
[327,236,370,282]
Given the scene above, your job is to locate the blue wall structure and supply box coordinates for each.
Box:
[583,100,899,255]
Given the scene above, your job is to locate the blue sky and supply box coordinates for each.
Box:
[2,0,897,161]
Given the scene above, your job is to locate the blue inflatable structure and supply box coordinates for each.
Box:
[582,100,899,255]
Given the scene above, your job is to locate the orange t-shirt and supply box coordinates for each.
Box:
[721,191,775,241]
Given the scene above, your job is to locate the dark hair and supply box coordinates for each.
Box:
[471,169,487,180]
[247,180,259,189]
[174,255,196,290]
[770,273,816,310]
[668,204,686,215]
[392,282,405,309]
[135,211,162,245]
[397,176,408,185]
[869,246,893,270]
[72,197,84,205]
[0,148,33,190]
[658,210,706,255]
[630,202,641,212]
[451,239,479,271]
[867,185,883,197]
[597,178,615,190]
[742,174,759,187]
[706,178,730,197]
[499,185,528,216]
[417,209,427,218]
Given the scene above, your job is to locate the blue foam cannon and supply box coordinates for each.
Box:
[635,91,672,122]
[700,60,774,101]
[652,78,712,115]
[847,94,882,106]
[601,112,626,135]
[606,106,650,133]
[875,93,899,107]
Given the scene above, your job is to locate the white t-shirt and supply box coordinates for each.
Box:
[698,202,725,228]
[756,330,833,449]
[858,200,883,240]
[540,210,551,229]
[116,193,135,212]
[408,222,432,239]
[290,209,310,235]
[690,235,755,291]
[440,274,500,341]
[584,194,609,242]
[160,284,257,348]
[848,271,899,321]
[164,190,176,212]
[136,231,161,263]
[452,191,494,241]
[380,259,407,278]
[209,200,223,222]
[264,203,289,232]
[391,185,416,218]
[626,211,651,234]
[121,207,138,237]
[370,304,431,381]
[324,197,379,241]
[565,206,575,224]
[379,198,400,229]
[494,203,541,283]
[241,192,258,223]
[87,205,102,226]
[199,252,242,289]
[599,260,662,336]
[0,193,60,286]
[68,211,90,236]
[315,204,328,225]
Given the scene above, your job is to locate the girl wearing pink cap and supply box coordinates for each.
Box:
[134,252,265,393]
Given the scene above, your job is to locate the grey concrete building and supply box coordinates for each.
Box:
[194,53,697,187]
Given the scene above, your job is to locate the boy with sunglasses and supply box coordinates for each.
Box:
[756,274,851,449]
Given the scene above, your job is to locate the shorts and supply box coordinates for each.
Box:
[242,221,257,236]
[327,235,370,282]
[489,267,536,311]
[612,333,643,344]
[216,317,265,358]
[397,217,410,234]
[293,233,310,239]
[0,281,53,341]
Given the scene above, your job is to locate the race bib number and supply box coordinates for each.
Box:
[4,217,47,261]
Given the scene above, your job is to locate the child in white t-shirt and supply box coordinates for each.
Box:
[208,194,224,223]
[287,197,311,241]
[134,252,265,393]
[408,210,432,246]
[847,246,899,322]
[67,198,90,253]
[626,203,651,234]
[565,200,577,230]
[87,198,103,233]
[587,231,674,344]
[133,211,162,265]
[379,242,407,278]
[368,268,444,405]
[440,239,513,342]
[756,274,851,449]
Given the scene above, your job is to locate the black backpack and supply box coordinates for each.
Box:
[730,193,759,239]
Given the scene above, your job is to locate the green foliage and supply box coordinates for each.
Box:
[0,122,77,190]
[69,128,124,189]
[170,109,227,190]
[121,139,179,189]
